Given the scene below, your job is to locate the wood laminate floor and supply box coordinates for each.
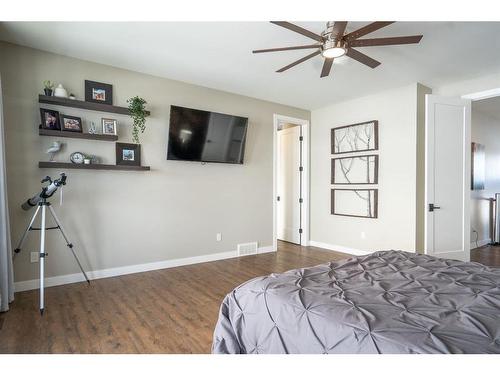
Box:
[0,241,349,354]
[471,244,500,267]
[1,242,498,354]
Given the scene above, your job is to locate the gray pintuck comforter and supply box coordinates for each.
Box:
[212,250,500,354]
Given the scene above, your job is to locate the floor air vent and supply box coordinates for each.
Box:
[237,242,258,256]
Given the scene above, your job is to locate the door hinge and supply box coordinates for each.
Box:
[299,136,303,141]
[299,228,303,234]
[299,166,303,172]
[299,198,303,203]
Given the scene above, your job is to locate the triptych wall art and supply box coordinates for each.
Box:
[331,120,379,218]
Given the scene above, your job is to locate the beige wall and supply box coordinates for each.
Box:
[0,42,309,283]
[310,84,422,253]
[415,83,432,253]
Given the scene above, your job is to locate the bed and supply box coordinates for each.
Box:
[212,250,500,354]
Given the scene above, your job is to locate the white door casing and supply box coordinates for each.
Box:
[277,125,301,244]
[425,95,471,261]
[273,114,309,250]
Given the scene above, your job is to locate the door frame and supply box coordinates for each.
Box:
[273,114,310,250]
[462,87,500,101]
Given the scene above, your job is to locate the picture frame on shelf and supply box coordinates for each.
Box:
[60,114,83,133]
[85,80,113,105]
[102,118,117,135]
[40,108,61,131]
[116,142,141,167]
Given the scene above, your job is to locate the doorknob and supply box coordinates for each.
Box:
[429,203,441,212]
[277,196,280,202]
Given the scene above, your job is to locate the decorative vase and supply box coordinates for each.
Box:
[88,121,97,134]
[54,84,68,98]
[44,88,53,96]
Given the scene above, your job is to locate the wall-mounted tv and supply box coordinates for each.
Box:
[167,105,248,164]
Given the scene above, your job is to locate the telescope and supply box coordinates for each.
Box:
[14,172,90,314]
[21,173,67,210]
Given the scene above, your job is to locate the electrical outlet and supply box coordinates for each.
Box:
[361,232,366,239]
[216,233,222,242]
[30,252,39,263]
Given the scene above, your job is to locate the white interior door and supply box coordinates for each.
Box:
[277,126,301,244]
[425,95,471,261]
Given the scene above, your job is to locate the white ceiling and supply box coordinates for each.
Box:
[1,22,500,110]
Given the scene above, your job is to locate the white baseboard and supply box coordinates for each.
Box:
[14,245,276,292]
[308,240,372,256]
[470,238,491,249]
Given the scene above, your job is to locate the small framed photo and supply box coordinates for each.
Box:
[102,118,117,135]
[116,142,141,166]
[40,108,61,130]
[85,80,113,105]
[60,114,83,133]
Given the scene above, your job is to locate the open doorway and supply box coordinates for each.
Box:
[424,89,500,266]
[469,95,500,266]
[273,115,309,250]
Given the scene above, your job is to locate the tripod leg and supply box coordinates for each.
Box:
[39,205,46,315]
[13,206,41,258]
[47,205,90,284]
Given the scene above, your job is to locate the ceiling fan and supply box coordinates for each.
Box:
[253,21,423,78]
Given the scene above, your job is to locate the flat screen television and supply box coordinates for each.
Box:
[167,105,248,164]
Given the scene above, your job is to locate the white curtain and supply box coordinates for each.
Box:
[0,74,14,312]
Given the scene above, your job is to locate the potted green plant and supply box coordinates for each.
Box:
[43,80,54,96]
[127,96,148,144]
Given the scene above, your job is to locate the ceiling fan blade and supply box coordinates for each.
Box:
[253,44,320,53]
[320,58,334,78]
[276,50,321,73]
[346,48,381,68]
[331,21,348,39]
[344,22,395,42]
[349,35,423,47]
[270,21,323,42]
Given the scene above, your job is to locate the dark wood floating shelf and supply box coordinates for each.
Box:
[38,95,150,116]
[39,128,118,141]
[39,161,150,171]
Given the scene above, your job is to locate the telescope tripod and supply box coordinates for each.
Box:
[14,198,90,315]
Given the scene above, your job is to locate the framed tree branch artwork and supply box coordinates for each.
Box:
[332,155,379,184]
[331,120,378,154]
[331,189,378,218]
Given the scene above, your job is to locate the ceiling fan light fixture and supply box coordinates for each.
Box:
[321,46,347,59]
[321,38,347,59]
